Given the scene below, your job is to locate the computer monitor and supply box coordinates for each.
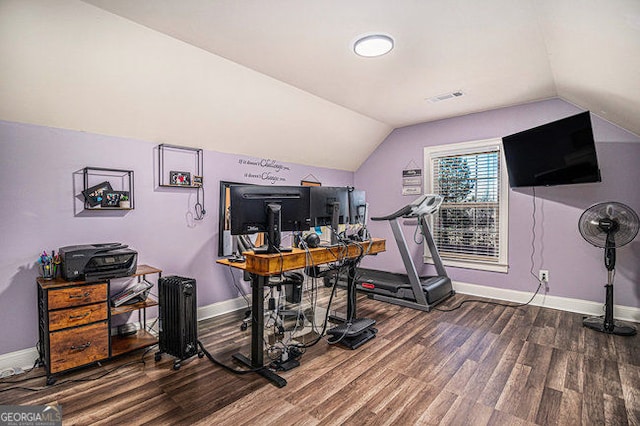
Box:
[309,186,349,245]
[348,188,366,224]
[229,185,311,254]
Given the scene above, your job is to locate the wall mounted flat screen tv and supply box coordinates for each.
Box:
[502,111,601,188]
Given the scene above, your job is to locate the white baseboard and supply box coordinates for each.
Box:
[0,347,40,377]
[0,296,250,373]
[197,295,250,321]
[452,281,640,323]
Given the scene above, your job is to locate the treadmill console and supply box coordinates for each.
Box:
[372,194,443,222]
[407,194,443,218]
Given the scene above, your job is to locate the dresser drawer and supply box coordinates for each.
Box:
[47,283,108,310]
[48,303,108,331]
[49,321,109,373]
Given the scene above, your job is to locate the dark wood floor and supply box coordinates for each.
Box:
[2,289,639,425]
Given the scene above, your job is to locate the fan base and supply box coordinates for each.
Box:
[583,317,637,336]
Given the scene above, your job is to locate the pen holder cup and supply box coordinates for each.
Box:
[40,263,55,280]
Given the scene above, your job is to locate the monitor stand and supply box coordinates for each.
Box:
[329,202,340,245]
[253,202,293,254]
[253,245,293,254]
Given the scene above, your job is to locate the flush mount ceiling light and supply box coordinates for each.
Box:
[353,34,394,57]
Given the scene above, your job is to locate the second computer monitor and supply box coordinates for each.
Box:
[349,189,366,224]
[309,186,349,244]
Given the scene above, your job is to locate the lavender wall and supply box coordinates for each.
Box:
[356,99,640,308]
[2,98,638,356]
[0,120,353,355]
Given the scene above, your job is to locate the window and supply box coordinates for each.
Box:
[424,139,508,272]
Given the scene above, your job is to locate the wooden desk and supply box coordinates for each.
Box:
[216,238,385,387]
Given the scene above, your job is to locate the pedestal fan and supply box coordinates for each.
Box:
[579,201,639,336]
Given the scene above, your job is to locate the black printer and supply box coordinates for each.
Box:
[59,243,138,282]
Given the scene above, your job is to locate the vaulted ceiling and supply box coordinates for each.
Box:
[2,1,639,171]
[82,0,640,132]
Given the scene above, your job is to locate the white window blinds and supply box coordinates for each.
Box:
[425,139,508,271]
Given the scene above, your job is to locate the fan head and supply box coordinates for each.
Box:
[579,202,639,248]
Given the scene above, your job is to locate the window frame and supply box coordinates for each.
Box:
[423,138,509,273]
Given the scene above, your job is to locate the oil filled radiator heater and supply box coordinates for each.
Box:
[155,276,203,369]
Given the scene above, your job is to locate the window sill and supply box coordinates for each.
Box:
[424,256,508,273]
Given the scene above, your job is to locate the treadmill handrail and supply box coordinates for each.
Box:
[371,194,442,221]
[371,205,413,221]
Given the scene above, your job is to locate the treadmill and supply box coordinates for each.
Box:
[348,194,455,311]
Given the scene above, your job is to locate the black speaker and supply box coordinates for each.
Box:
[305,232,320,248]
[283,271,304,304]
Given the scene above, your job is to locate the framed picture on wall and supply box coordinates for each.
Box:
[82,181,113,207]
[101,192,121,207]
[301,174,321,187]
[101,190,129,207]
[170,171,191,186]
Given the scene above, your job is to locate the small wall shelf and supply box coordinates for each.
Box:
[82,167,134,210]
[158,144,203,189]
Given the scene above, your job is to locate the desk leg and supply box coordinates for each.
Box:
[329,260,357,324]
[232,274,287,388]
[346,260,357,321]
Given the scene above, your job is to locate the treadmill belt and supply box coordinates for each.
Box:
[356,268,423,293]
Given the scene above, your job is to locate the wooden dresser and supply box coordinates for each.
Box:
[37,265,160,384]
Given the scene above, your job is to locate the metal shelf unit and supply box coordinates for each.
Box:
[82,167,134,210]
[158,144,203,189]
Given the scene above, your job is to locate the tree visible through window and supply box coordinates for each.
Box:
[425,139,508,272]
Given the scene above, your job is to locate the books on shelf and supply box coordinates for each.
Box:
[111,280,153,307]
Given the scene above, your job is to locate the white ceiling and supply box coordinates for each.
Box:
[82,0,640,133]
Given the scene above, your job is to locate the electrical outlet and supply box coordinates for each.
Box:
[539,270,549,282]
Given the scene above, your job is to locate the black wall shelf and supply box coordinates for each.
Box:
[158,144,203,189]
[82,167,134,210]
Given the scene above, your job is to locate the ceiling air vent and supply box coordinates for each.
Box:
[427,91,464,103]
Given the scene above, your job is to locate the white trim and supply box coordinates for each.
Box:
[197,295,251,321]
[0,347,40,375]
[453,281,640,323]
[0,296,250,374]
[424,137,502,158]
[425,257,508,273]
